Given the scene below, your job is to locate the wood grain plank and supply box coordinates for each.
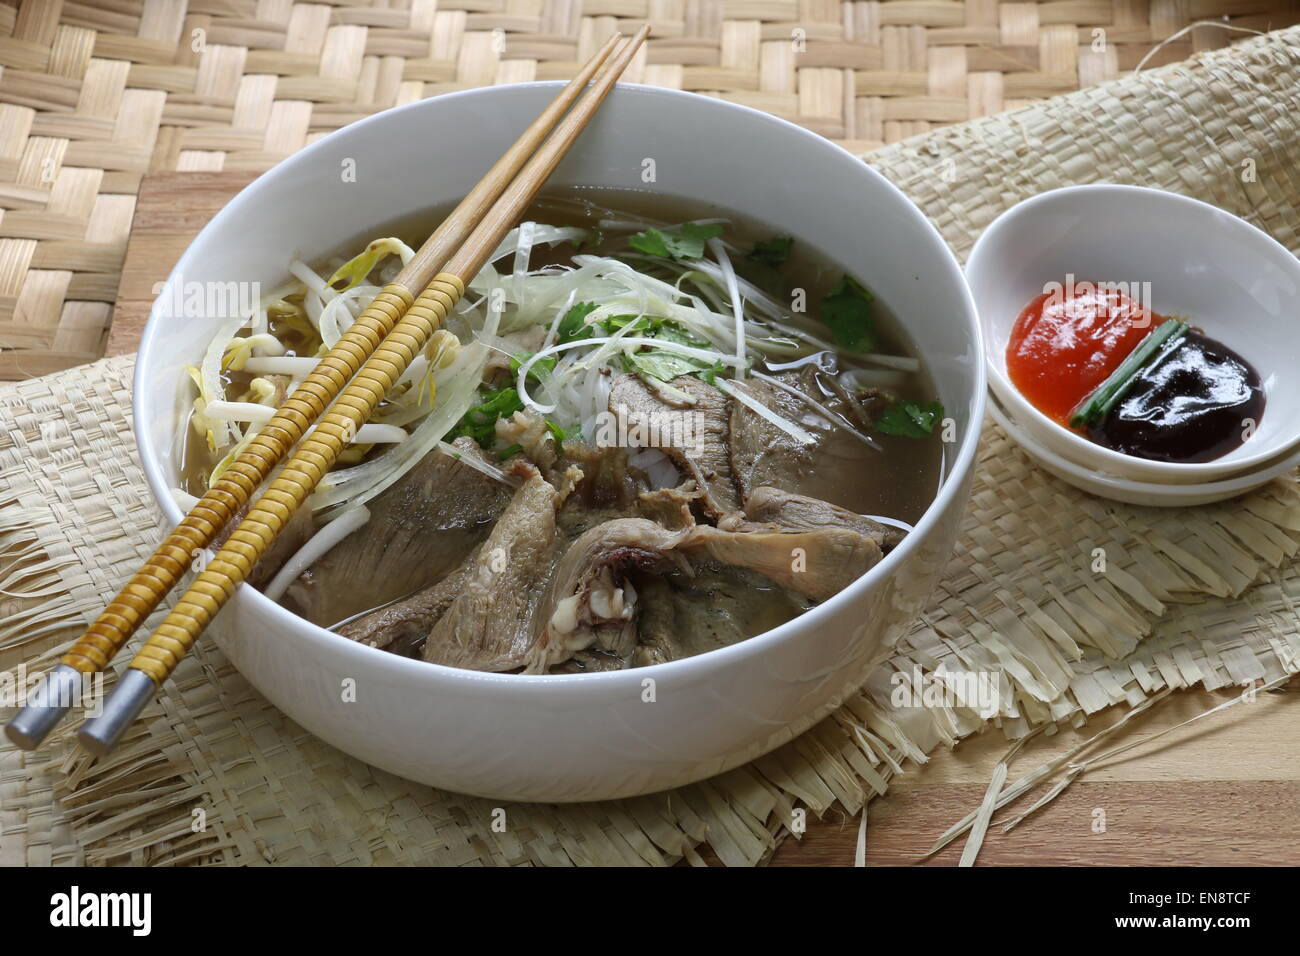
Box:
[771,686,1300,866]
[106,170,258,357]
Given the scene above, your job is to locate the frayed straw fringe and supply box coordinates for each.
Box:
[4,26,1300,866]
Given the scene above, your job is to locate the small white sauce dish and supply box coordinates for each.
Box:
[967,184,1300,492]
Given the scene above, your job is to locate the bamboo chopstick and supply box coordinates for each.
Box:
[3,32,627,752]
[74,25,651,757]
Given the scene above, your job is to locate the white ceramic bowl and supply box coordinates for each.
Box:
[135,83,984,801]
[988,389,1300,507]
[968,185,1300,485]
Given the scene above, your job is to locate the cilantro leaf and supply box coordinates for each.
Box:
[697,360,727,387]
[600,313,652,336]
[448,386,524,447]
[748,236,793,268]
[628,229,671,258]
[624,349,709,383]
[509,352,556,384]
[607,317,721,384]
[821,275,875,352]
[557,301,599,344]
[629,222,724,261]
[875,400,944,438]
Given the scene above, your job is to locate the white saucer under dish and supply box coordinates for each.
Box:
[988,390,1300,507]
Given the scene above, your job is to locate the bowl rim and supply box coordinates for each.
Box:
[134,80,986,692]
[987,387,1300,496]
[968,183,1300,481]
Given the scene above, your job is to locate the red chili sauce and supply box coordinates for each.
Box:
[1006,283,1156,426]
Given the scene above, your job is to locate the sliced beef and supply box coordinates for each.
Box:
[819,374,895,431]
[727,376,819,503]
[637,482,702,530]
[549,619,641,673]
[558,440,647,511]
[335,546,480,654]
[530,512,886,671]
[496,409,559,471]
[283,436,511,627]
[607,373,740,517]
[422,463,565,672]
[728,374,890,510]
[728,485,905,553]
[684,525,881,602]
[528,518,693,672]
[632,566,811,667]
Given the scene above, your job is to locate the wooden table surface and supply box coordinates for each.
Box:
[112,173,1300,867]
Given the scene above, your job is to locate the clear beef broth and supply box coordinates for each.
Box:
[520,188,943,523]
[181,187,945,670]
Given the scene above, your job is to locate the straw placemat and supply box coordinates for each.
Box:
[2,26,1300,867]
[1,1,1298,379]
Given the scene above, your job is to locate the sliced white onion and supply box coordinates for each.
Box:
[753,370,881,451]
[708,237,747,381]
[313,342,488,512]
[515,335,744,416]
[437,440,515,486]
[716,378,814,445]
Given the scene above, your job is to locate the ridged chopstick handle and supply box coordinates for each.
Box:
[127,275,464,688]
[59,285,417,676]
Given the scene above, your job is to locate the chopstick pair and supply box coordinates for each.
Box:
[5,26,650,755]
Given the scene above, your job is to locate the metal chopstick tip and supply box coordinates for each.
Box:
[4,664,85,750]
[76,668,158,757]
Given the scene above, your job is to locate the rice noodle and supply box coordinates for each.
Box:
[859,352,921,372]
[354,424,406,444]
[171,489,199,510]
[627,448,681,489]
[319,284,378,349]
[863,514,914,533]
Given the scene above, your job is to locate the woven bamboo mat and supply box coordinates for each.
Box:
[0,0,1298,379]
[1,24,1299,867]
